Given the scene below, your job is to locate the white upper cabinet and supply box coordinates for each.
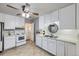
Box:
[0,13,2,22]
[0,13,5,22]
[4,15,25,29]
[15,17,25,28]
[77,4,79,29]
[59,4,75,29]
[39,15,45,29]
[0,13,25,29]
[51,10,59,23]
[44,14,52,26]
[4,15,15,29]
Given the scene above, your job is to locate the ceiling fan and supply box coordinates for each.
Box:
[6,3,39,18]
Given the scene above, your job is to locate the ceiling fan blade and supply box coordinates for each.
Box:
[6,5,19,10]
[32,12,39,15]
[16,13,21,16]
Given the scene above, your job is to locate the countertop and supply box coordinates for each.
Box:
[37,30,79,44]
[37,34,78,44]
[45,36,78,44]
[56,37,78,44]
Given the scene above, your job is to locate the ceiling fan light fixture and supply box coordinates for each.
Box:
[24,7,30,12]
[26,13,30,18]
[22,13,26,17]
[22,12,30,18]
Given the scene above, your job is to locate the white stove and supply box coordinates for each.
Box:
[15,28,26,46]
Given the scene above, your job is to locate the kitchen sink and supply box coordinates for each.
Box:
[44,35,58,38]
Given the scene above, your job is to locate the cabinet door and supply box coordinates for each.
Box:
[5,15,25,29]
[39,16,45,29]
[0,42,2,51]
[42,37,48,50]
[45,14,52,26]
[36,35,42,47]
[65,42,76,56]
[4,37,15,50]
[59,4,75,29]
[17,17,25,27]
[4,15,15,29]
[77,4,79,29]
[51,10,59,23]
[57,40,65,56]
[15,17,25,27]
[0,13,2,22]
[76,41,79,56]
[48,39,56,55]
[0,13,5,22]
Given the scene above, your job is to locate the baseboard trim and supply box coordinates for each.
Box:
[0,51,3,53]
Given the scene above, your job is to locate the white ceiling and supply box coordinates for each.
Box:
[0,3,73,19]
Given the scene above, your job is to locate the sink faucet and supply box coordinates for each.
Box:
[51,34,58,38]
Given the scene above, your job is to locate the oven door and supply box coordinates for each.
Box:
[16,36,25,42]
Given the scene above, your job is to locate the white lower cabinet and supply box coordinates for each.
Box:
[42,37,48,51]
[36,36,76,56]
[4,37,15,50]
[48,39,56,55]
[36,35,42,47]
[65,42,76,56]
[0,41,2,51]
[57,40,65,56]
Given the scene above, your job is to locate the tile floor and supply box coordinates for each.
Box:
[0,41,51,56]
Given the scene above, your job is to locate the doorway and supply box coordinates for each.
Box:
[25,23,35,43]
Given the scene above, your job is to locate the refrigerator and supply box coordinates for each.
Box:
[0,22,4,53]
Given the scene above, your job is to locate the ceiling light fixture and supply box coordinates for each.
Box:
[22,13,26,17]
[22,12,30,18]
[26,13,30,18]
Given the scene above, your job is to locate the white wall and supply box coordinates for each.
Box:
[31,23,34,41]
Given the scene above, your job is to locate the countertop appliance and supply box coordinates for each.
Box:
[0,22,4,53]
[15,28,26,46]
